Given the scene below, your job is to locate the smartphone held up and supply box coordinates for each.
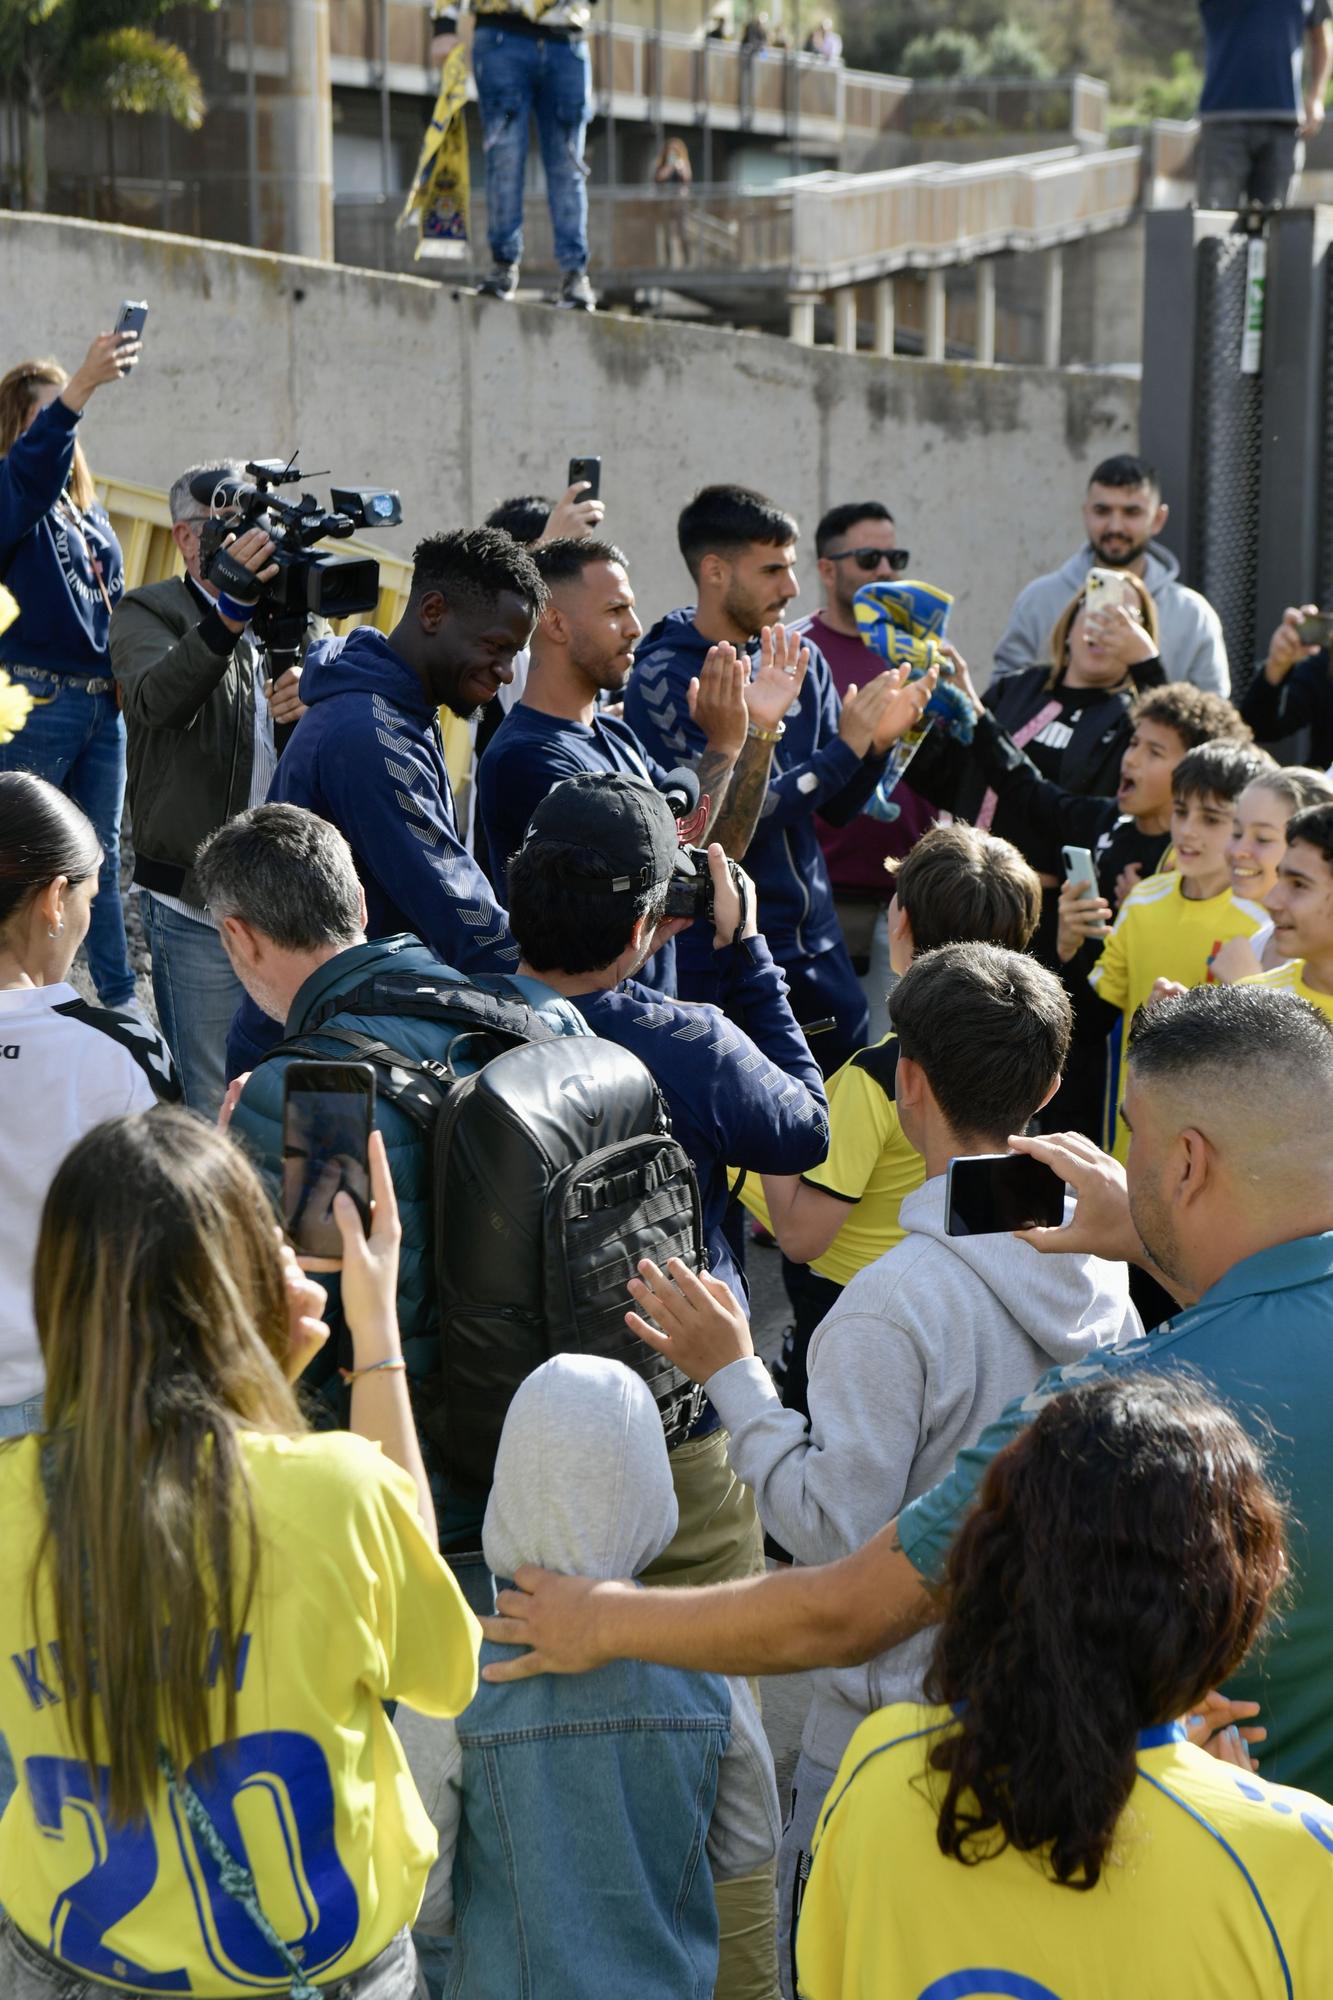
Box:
[282,1061,375,1261]
[944,1152,1067,1238]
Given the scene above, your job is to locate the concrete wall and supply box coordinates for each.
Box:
[0,212,1139,676]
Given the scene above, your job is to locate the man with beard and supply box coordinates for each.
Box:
[223,527,546,1073]
[994,454,1230,696]
[478,983,1333,1803]
[626,484,925,1072]
[475,538,801,994]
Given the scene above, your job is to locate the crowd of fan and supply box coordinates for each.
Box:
[0,326,1332,1999]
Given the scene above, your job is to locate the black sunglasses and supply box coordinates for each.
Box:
[827,547,911,574]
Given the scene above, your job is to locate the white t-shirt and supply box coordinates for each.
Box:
[0,985,177,1404]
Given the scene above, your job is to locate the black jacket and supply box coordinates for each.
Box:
[1241,653,1333,769]
[910,660,1165,876]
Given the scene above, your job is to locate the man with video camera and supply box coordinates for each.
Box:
[110,462,310,1117]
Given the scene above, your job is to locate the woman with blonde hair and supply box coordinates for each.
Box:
[0,327,140,1008]
[909,569,1167,964]
[0,1112,479,1999]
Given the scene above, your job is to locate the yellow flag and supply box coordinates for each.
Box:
[399,46,470,261]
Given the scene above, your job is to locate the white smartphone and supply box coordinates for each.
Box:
[1061,845,1098,895]
[1084,567,1133,617]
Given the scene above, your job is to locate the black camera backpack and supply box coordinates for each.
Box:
[261,971,705,1495]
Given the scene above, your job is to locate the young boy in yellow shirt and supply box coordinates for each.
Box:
[746,822,1041,1415]
[1084,740,1271,1157]
[1241,800,1333,1025]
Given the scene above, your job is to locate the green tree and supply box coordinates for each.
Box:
[1136,49,1203,123]
[840,0,1005,75]
[899,28,981,81]
[973,22,1053,81]
[0,0,214,210]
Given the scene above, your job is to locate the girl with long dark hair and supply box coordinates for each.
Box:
[0,1112,479,1999]
[797,1373,1333,1997]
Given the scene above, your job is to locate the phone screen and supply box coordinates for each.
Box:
[945,1153,1066,1238]
[282,1063,374,1260]
[567,455,601,501]
[1296,612,1333,648]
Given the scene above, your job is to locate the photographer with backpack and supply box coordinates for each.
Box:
[197,803,589,1575]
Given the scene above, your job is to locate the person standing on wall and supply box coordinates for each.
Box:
[0,329,141,1011]
[1197,0,1333,210]
[430,0,599,311]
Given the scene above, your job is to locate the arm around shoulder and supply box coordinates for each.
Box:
[481,1520,937,1681]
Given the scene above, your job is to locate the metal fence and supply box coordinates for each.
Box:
[337,143,1144,294]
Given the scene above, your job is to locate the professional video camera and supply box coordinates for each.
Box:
[191,456,402,665]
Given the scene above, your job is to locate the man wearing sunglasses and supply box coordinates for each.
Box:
[793,503,934,1044]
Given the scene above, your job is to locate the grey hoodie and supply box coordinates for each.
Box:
[707,1174,1141,1774]
[992,541,1230,695]
[395,1355,780,1931]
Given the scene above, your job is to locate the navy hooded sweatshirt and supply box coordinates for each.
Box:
[226,626,520,1075]
[624,609,887,990]
[0,397,124,673]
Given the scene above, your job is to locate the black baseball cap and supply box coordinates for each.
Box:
[523,772,695,895]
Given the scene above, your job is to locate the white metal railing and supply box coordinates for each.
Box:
[337,143,1144,290]
[784,145,1143,285]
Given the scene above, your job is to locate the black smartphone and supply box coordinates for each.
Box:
[115,298,149,340]
[944,1152,1066,1238]
[1296,611,1333,648]
[567,455,601,501]
[281,1062,375,1260]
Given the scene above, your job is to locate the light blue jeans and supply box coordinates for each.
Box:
[472,24,592,272]
[0,674,134,1007]
[138,893,243,1121]
[0,1914,426,1998]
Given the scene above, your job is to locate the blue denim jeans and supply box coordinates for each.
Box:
[0,1913,426,1999]
[0,675,134,1007]
[137,893,244,1120]
[472,24,591,271]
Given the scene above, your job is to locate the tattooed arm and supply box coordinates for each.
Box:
[712,624,810,860]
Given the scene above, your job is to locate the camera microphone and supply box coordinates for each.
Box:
[660,767,701,821]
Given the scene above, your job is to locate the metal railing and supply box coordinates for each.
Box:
[336,143,1144,293]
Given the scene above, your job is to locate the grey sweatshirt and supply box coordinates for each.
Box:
[707,1174,1141,1774]
[992,541,1230,695]
[395,1354,780,1930]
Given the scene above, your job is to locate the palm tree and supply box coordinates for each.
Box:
[0,0,214,212]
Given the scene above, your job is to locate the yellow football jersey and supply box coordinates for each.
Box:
[738,1037,925,1288]
[798,1704,1333,2000]
[1087,871,1266,1158]
[0,1430,480,1992]
[1238,958,1333,1025]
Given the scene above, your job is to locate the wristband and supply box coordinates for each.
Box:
[217,591,256,627]
[747,720,785,743]
[339,1356,407,1384]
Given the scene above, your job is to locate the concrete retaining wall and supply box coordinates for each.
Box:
[0,211,1140,675]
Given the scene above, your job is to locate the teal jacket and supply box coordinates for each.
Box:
[228,935,589,1523]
